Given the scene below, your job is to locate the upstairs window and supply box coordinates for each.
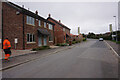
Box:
[38,20,41,26]
[44,22,46,28]
[63,28,65,31]
[49,24,53,30]
[26,16,35,25]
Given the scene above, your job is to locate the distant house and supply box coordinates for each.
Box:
[70,34,83,42]
[47,14,71,44]
[2,2,55,50]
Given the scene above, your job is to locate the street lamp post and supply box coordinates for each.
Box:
[113,16,118,43]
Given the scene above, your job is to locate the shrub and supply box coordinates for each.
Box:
[117,41,120,44]
[72,41,76,44]
[56,43,68,46]
[61,43,68,46]
[83,38,87,41]
[56,44,61,46]
[32,46,50,51]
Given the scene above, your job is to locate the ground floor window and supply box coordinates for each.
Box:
[27,33,35,42]
[64,36,65,40]
[49,35,53,41]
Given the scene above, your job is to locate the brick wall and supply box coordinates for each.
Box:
[2,2,52,50]
[2,3,23,50]
[48,19,64,44]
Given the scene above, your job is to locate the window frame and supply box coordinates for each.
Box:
[44,22,46,28]
[38,20,41,26]
[63,28,65,31]
[26,16,35,26]
[49,24,53,30]
[27,33,35,42]
[49,34,53,42]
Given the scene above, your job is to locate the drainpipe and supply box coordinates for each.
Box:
[1,5,3,49]
[53,25,55,44]
[22,6,25,50]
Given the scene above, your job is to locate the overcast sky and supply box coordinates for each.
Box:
[8,0,118,34]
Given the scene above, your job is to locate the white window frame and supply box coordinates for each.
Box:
[49,24,53,30]
[27,33,35,42]
[26,16,35,26]
[44,22,46,28]
[39,20,41,26]
[63,28,65,31]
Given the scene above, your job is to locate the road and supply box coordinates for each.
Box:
[2,39,118,78]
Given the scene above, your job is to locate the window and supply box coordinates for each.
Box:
[64,36,65,40]
[27,34,30,42]
[49,24,53,30]
[39,20,41,26]
[49,34,53,41]
[63,28,65,31]
[27,33,35,42]
[44,22,46,28]
[26,16,35,25]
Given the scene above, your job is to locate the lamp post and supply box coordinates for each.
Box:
[113,16,118,43]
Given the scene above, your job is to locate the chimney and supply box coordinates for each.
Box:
[48,14,51,17]
[59,20,61,23]
[22,5,24,8]
[35,10,38,15]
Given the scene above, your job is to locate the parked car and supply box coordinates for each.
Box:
[99,38,103,41]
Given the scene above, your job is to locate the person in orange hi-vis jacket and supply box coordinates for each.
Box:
[3,38,12,60]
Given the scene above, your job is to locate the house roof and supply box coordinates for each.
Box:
[5,2,55,25]
[47,17,71,30]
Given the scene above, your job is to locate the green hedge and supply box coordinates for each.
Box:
[72,41,81,44]
[56,43,68,46]
[32,46,51,51]
[83,38,87,41]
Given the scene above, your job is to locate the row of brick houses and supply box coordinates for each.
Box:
[47,14,71,44]
[1,1,71,50]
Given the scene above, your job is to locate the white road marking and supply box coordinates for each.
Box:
[104,40,120,60]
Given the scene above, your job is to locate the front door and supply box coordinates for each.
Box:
[44,36,47,46]
[38,35,42,46]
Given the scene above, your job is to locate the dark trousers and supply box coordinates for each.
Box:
[4,48,11,55]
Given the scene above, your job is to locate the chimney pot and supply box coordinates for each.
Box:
[48,14,51,17]
[36,10,38,15]
[59,20,61,23]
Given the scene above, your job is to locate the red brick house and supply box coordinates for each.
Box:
[70,34,83,42]
[2,2,55,50]
[47,14,71,45]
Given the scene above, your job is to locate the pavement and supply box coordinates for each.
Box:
[105,40,120,56]
[2,39,119,78]
[1,49,37,59]
[1,44,77,71]
[1,46,60,59]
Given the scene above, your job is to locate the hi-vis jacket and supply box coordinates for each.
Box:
[3,39,11,49]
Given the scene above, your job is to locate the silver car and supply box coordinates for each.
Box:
[99,38,103,41]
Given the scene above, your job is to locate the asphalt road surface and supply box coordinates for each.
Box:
[2,39,118,78]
